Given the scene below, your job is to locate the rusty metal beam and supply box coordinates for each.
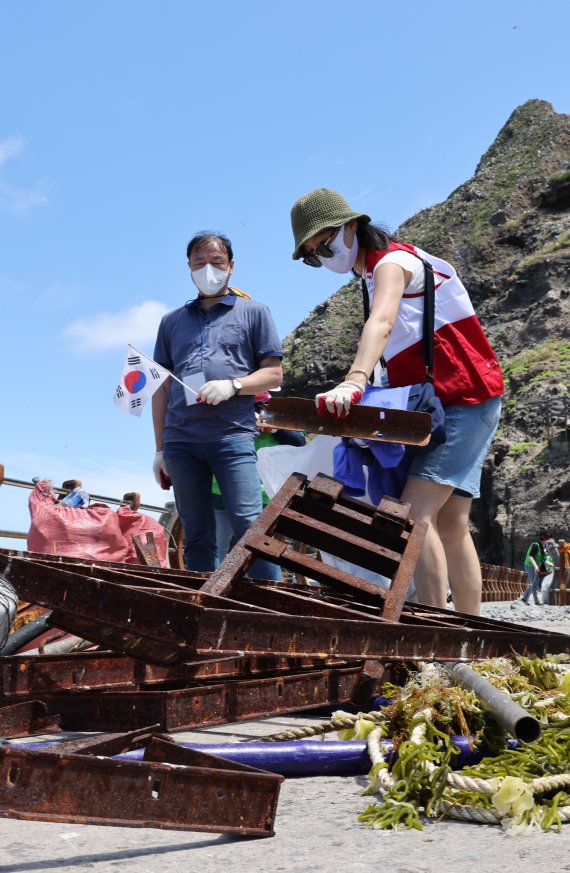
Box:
[0,650,343,698]
[0,744,283,836]
[192,604,570,661]
[40,666,364,732]
[42,726,164,757]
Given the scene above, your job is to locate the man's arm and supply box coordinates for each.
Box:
[234,356,283,395]
[197,358,283,405]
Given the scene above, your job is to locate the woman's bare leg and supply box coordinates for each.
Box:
[437,495,481,615]
[400,476,454,609]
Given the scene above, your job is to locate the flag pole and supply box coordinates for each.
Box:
[128,344,197,396]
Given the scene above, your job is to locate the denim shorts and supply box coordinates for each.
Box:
[409,396,502,498]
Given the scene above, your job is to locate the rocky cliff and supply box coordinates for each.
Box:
[281,100,570,568]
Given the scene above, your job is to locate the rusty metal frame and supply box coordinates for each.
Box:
[201,473,425,623]
[2,551,570,667]
[0,741,283,835]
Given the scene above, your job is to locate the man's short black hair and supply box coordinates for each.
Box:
[186,232,233,261]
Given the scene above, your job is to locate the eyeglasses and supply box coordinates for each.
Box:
[302,231,336,267]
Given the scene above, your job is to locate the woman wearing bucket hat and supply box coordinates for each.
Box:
[290,188,504,615]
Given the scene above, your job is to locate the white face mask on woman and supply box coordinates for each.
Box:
[191,263,230,296]
[320,224,358,273]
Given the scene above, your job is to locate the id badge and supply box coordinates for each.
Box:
[183,369,205,406]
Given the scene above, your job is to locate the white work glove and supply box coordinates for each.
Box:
[315,381,364,419]
[197,379,235,405]
[152,451,171,489]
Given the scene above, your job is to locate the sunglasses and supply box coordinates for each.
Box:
[302,231,336,267]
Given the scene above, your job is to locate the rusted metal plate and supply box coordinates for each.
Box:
[0,700,61,738]
[0,745,283,836]
[259,397,432,445]
[42,666,363,732]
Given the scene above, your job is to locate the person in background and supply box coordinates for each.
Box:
[540,537,558,605]
[289,188,504,616]
[521,529,553,605]
[558,539,570,592]
[152,231,283,579]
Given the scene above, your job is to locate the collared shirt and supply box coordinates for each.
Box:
[153,291,283,443]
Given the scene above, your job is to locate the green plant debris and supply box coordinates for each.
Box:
[343,656,570,833]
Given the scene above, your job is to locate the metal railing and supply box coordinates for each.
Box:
[0,462,175,545]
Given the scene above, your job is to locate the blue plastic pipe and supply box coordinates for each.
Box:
[10,734,517,777]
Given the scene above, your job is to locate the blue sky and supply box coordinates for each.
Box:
[1,0,569,546]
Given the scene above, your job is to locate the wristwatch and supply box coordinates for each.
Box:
[231,379,243,396]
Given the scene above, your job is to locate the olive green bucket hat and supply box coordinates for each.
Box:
[290,188,370,260]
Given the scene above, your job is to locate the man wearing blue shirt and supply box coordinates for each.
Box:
[152,231,283,577]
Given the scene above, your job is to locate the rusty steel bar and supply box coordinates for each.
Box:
[259,397,431,445]
[0,744,283,836]
[227,578,384,620]
[0,650,342,699]
[40,666,364,732]
[192,604,570,661]
[0,700,61,738]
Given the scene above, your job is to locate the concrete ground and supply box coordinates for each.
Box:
[2,603,570,872]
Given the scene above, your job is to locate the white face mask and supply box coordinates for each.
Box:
[320,224,358,273]
[191,263,230,297]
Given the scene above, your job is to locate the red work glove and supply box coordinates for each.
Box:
[315,381,364,419]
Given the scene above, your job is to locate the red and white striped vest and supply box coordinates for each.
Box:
[365,243,504,407]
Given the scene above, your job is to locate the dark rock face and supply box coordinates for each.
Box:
[281,100,570,567]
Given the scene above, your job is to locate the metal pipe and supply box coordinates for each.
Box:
[0,474,171,516]
[449,662,541,744]
[0,614,52,655]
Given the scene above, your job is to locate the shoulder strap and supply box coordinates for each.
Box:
[360,256,436,384]
[422,259,435,384]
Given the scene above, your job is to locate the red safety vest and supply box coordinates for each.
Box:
[364,243,504,406]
